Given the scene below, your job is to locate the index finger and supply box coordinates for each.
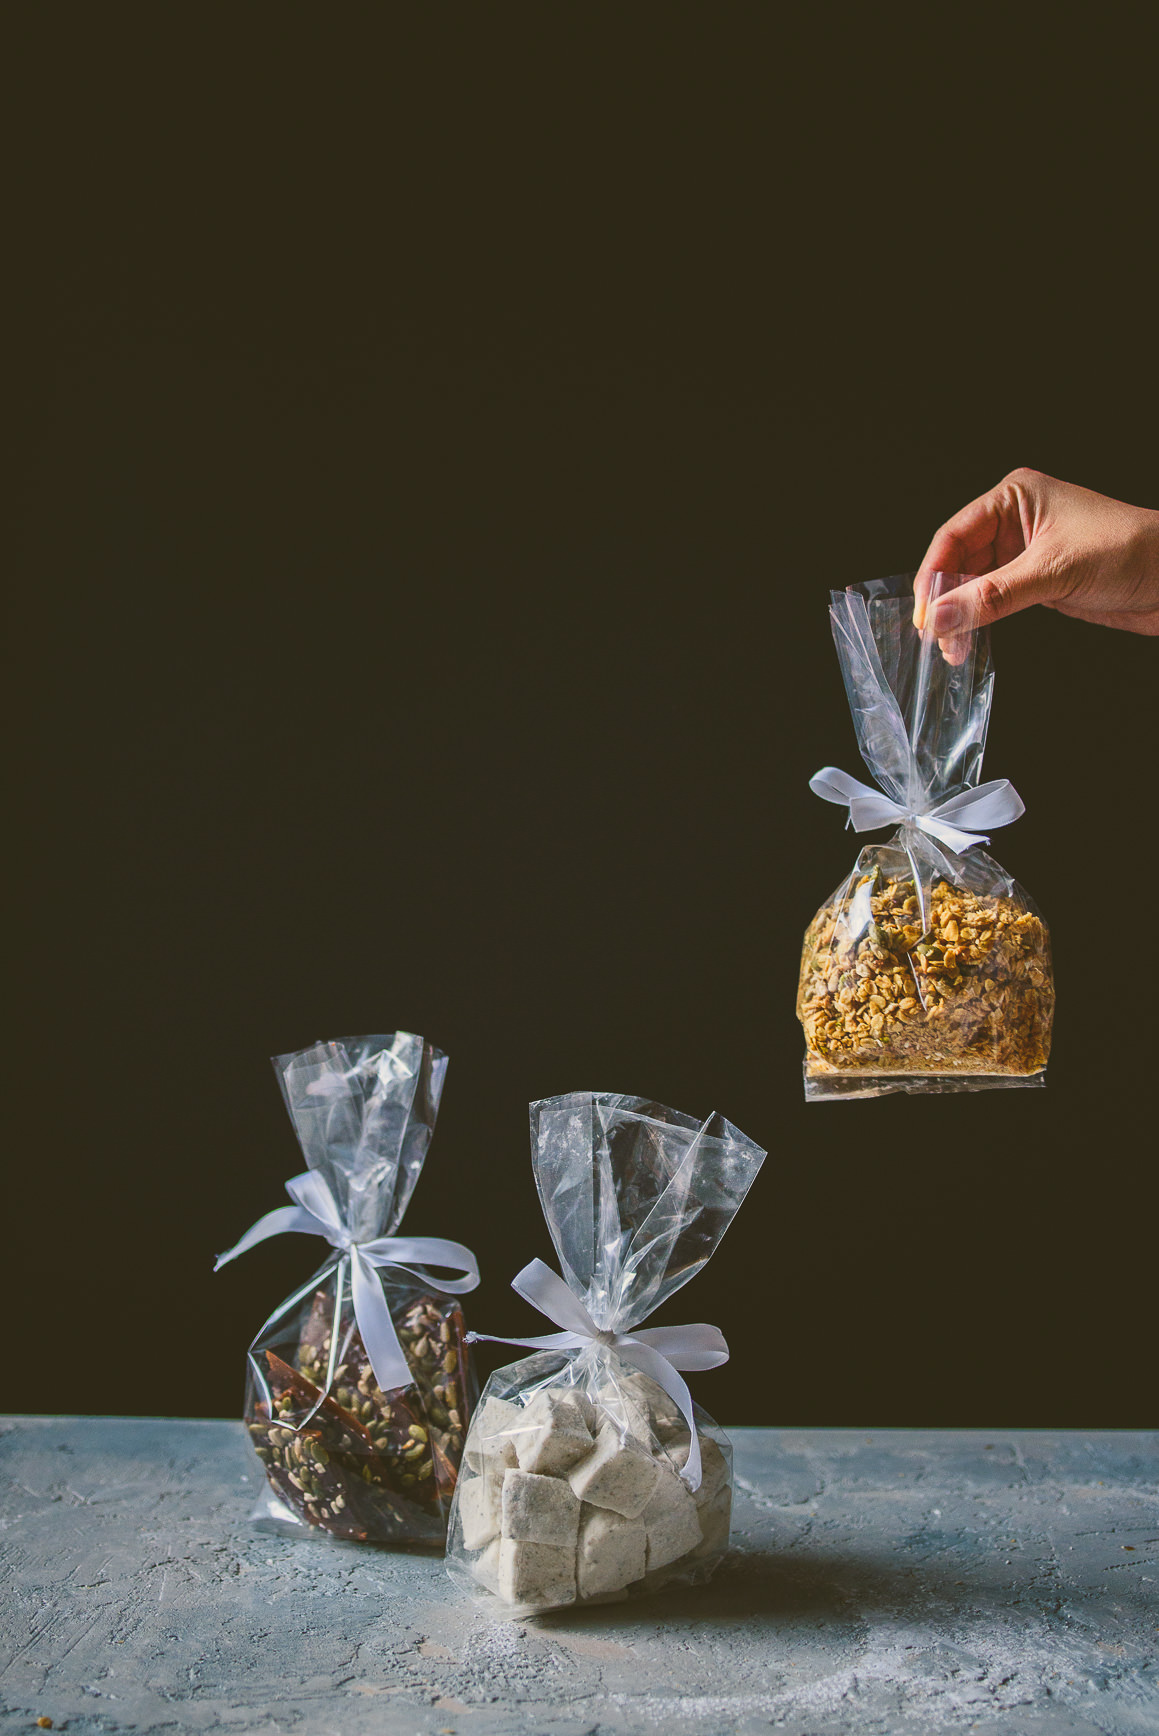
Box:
[913,491,1005,627]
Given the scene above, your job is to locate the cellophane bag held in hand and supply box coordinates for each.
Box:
[216,1033,480,1544]
[445,1092,766,1615]
[799,574,1054,1100]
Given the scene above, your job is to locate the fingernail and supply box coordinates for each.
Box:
[931,597,963,635]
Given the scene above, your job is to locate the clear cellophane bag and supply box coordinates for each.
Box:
[243,1034,477,1543]
[799,576,1053,1100]
[446,1091,765,1613]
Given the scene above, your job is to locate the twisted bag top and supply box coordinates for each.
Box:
[216,1033,478,1398]
[531,1092,766,1330]
[273,1032,447,1242]
[810,575,1024,855]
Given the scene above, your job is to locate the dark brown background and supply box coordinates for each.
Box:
[12,11,1157,1427]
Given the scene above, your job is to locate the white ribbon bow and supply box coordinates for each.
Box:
[215,1169,479,1402]
[467,1258,727,1491]
[808,766,1025,854]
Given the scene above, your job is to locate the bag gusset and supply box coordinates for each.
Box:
[216,1032,480,1543]
[799,576,1054,1100]
[445,1092,765,1614]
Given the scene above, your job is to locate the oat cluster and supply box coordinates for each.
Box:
[798,870,1053,1077]
[245,1290,473,1543]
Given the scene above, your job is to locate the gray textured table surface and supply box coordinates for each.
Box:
[2,1421,1156,1736]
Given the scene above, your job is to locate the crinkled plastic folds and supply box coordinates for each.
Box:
[799,576,1054,1100]
[243,1033,477,1544]
[446,1092,765,1615]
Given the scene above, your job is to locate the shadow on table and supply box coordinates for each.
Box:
[533,1542,1085,1636]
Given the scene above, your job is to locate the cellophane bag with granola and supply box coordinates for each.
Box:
[799,575,1054,1100]
[232,1034,478,1543]
[445,1091,766,1614]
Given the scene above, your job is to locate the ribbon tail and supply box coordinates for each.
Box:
[349,1247,413,1395]
[631,1323,729,1372]
[358,1236,481,1296]
[915,814,986,853]
[848,793,908,833]
[933,778,1025,832]
[614,1338,704,1490]
[809,766,878,806]
[284,1170,350,1240]
[213,1205,323,1270]
[510,1258,603,1338]
[917,777,1025,853]
[465,1329,584,1354]
[810,766,906,835]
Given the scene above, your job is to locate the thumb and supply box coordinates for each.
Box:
[928,544,1066,634]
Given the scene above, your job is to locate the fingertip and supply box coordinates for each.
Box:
[930,583,983,636]
[937,632,972,666]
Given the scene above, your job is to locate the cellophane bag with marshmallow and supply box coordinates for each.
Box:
[232,1034,478,1544]
[445,1092,766,1614]
[799,575,1054,1100]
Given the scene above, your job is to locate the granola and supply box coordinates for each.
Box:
[798,868,1053,1079]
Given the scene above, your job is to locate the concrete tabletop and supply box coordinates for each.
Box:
[1,1420,1156,1736]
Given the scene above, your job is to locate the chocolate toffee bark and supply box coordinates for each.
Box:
[246,1290,474,1543]
[420,1299,473,1505]
[300,1289,473,1503]
[248,1353,426,1542]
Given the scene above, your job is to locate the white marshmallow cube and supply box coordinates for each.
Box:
[513,1388,594,1477]
[568,1421,662,1518]
[497,1537,576,1607]
[457,1473,499,1552]
[501,1468,581,1548]
[472,1536,501,1592]
[640,1465,703,1569]
[465,1395,523,1473]
[577,1504,647,1599]
[548,1385,598,1433]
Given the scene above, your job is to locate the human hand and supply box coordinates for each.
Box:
[913,469,1159,661]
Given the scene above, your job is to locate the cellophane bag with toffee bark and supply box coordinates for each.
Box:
[799,575,1054,1100]
[222,1034,479,1544]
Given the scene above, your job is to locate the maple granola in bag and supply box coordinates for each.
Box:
[445,1091,766,1613]
[216,1033,480,1543]
[800,575,1054,1099]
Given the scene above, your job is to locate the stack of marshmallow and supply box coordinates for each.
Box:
[454,1372,731,1608]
